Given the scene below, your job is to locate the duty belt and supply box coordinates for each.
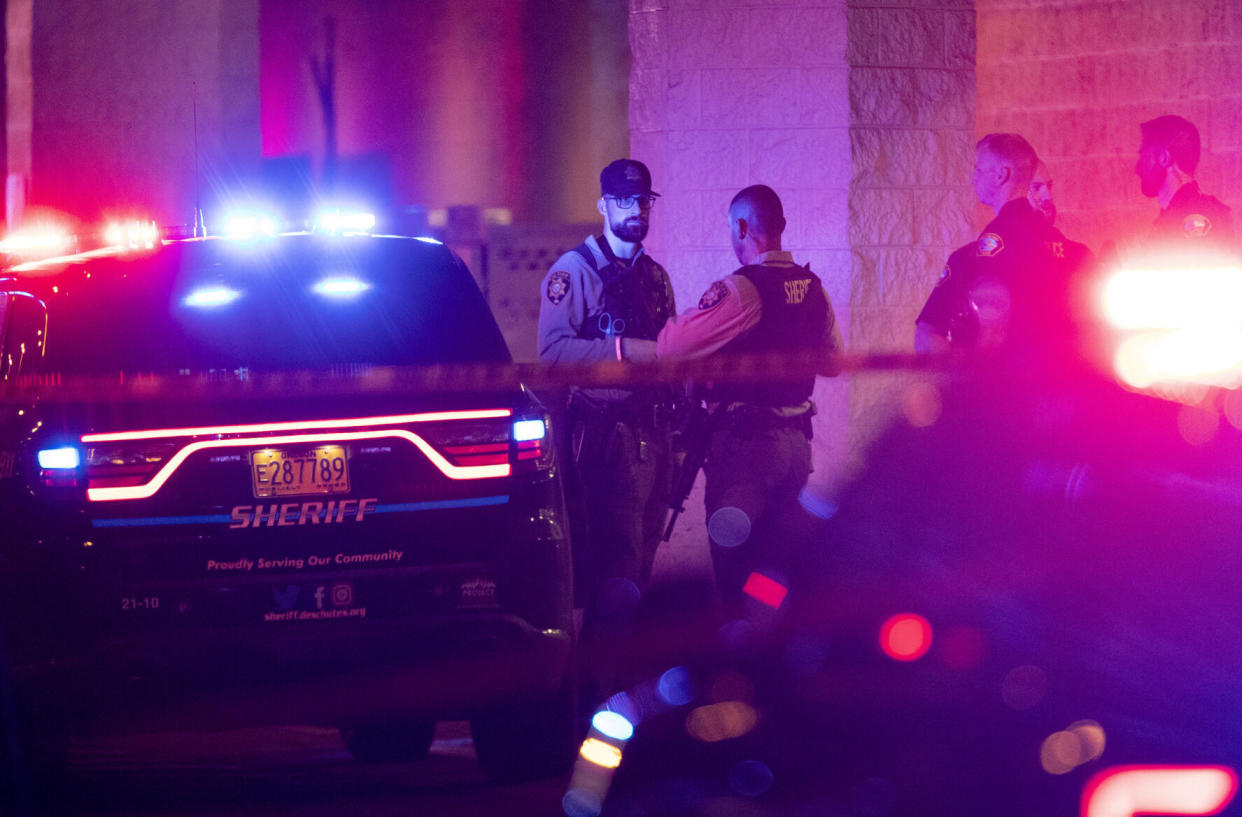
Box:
[571,393,675,429]
[720,404,814,437]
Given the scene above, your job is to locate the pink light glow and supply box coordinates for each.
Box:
[1082,766,1237,817]
[880,613,933,661]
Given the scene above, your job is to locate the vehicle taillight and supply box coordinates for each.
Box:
[425,416,552,472]
[36,445,82,488]
[513,418,550,468]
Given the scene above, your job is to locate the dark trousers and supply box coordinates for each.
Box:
[704,423,812,614]
[572,408,673,701]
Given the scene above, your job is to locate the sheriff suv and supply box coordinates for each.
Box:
[0,231,575,786]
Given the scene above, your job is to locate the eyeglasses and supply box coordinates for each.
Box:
[605,195,657,210]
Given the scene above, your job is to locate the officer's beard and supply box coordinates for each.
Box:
[611,216,648,243]
[1037,201,1057,225]
[1139,168,1164,199]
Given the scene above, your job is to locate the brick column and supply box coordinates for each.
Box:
[977,0,1242,252]
[846,0,977,460]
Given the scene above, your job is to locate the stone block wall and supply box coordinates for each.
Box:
[976,0,1242,252]
[846,0,977,462]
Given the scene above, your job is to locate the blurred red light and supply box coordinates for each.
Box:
[1082,765,1237,817]
[880,613,932,661]
[742,572,787,609]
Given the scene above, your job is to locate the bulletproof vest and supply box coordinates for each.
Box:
[713,263,828,407]
[574,237,674,342]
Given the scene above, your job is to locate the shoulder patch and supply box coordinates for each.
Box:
[1183,213,1212,238]
[698,281,729,311]
[1049,241,1065,259]
[546,270,571,305]
[977,233,1004,257]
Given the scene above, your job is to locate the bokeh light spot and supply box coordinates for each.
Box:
[728,760,774,798]
[685,701,759,743]
[579,737,623,769]
[592,711,634,742]
[742,572,788,609]
[901,381,943,428]
[657,666,695,707]
[708,506,752,548]
[879,613,932,661]
[1069,719,1106,763]
[1041,730,1082,774]
[1177,403,1220,446]
[1002,664,1048,711]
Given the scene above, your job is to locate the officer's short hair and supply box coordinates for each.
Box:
[731,184,785,239]
[1140,115,1201,174]
[976,133,1039,191]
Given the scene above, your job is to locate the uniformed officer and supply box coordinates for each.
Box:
[915,134,1087,355]
[656,184,843,614]
[537,159,677,684]
[1134,114,1235,250]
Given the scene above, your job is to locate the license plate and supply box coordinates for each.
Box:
[250,445,350,498]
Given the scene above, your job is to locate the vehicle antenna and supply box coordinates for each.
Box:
[192,81,204,236]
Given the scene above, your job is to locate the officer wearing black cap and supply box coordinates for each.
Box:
[537,159,677,690]
[915,133,1087,354]
[1135,114,1234,250]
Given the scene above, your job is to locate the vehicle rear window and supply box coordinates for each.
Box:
[30,236,510,375]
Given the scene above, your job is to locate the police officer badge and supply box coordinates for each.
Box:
[546,270,571,305]
[698,281,728,310]
[977,233,1004,257]
[1183,214,1212,238]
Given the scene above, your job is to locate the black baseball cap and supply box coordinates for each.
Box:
[600,159,661,198]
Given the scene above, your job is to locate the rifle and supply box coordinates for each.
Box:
[663,403,721,541]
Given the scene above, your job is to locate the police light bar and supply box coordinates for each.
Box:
[222,211,280,240]
[1102,262,1242,390]
[1103,265,1242,331]
[312,275,371,299]
[183,286,241,309]
[103,219,160,251]
[37,446,81,470]
[512,419,546,442]
[0,226,75,258]
[315,209,377,235]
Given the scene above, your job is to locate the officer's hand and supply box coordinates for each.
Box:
[621,337,658,362]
